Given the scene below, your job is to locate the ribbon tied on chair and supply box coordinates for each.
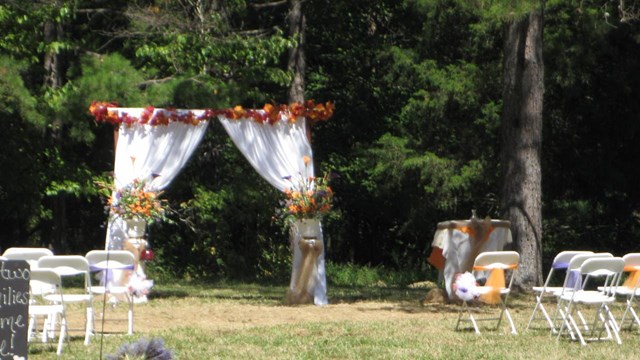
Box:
[622,265,640,289]
[473,262,518,305]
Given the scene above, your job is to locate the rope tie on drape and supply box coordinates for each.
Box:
[473,263,517,304]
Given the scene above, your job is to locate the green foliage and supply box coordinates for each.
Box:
[1,0,640,282]
[306,0,503,270]
[72,54,146,106]
[124,0,294,103]
[0,3,71,64]
[326,261,425,287]
[146,122,290,281]
[0,56,44,126]
[0,56,47,246]
[542,0,640,259]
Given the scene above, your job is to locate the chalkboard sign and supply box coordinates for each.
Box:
[0,260,29,360]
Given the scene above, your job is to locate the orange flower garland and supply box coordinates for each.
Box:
[89,100,334,127]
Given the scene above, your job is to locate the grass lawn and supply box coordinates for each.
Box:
[26,282,640,359]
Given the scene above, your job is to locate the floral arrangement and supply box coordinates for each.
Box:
[453,272,480,301]
[128,272,154,298]
[275,156,334,227]
[89,100,335,127]
[98,178,169,224]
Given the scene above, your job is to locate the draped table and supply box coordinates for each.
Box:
[427,217,512,300]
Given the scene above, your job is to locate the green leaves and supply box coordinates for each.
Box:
[0,56,44,127]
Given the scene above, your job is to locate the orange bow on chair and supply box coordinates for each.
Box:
[474,263,518,305]
[623,265,640,288]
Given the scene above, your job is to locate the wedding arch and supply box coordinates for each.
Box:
[90,101,334,306]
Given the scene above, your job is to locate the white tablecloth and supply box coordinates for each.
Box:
[429,219,512,298]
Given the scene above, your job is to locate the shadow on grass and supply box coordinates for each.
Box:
[148,281,446,306]
[149,282,287,302]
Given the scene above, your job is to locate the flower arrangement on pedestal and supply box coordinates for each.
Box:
[97,177,170,234]
[275,156,334,230]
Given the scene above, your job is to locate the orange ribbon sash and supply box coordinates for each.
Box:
[473,263,517,304]
[623,265,640,289]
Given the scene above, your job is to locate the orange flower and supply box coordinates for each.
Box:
[231,105,245,119]
[275,156,334,228]
[101,177,170,224]
[263,103,280,125]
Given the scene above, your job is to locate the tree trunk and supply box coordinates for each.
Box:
[500,8,544,289]
[287,0,305,104]
[44,2,67,252]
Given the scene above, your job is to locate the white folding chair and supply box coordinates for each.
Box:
[85,250,136,335]
[28,269,68,355]
[3,247,54,269]
[455,251,520,335]
[552,252,613,333]
[525,250,593,332]
[556,257,624,346]
[4,248,57,300]
[37,255,94,345]
[615,253,640,331]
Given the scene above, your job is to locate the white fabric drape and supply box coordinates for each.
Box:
[218,115,313,191]
[219,114,327,306]
[113,108,210,192]
[103,108,208,301]
[106,108,209,251]
[101,108,327,306]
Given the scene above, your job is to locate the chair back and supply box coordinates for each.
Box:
[85,250,135,271]
[552,251,593,270]
[38,255,91,277]
[30,268,62,289]
[580,257,625,294]
[539,251,593,289]
[622,253,640,268]
[30,268,63,300]
[474,251,520,269]
[581,257,625,276]
[560,252,612,292]
[3,247,54,268]
[567,252,612,272]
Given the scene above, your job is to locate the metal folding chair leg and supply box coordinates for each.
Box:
[456,301,481,334]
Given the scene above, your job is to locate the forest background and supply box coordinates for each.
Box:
[1,0,639,287]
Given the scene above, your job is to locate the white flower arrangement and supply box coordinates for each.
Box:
[453,272,480,301]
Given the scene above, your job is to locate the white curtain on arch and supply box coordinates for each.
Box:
[218,115,313,191]
[218,114,328,306]
[106,108,209,251]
